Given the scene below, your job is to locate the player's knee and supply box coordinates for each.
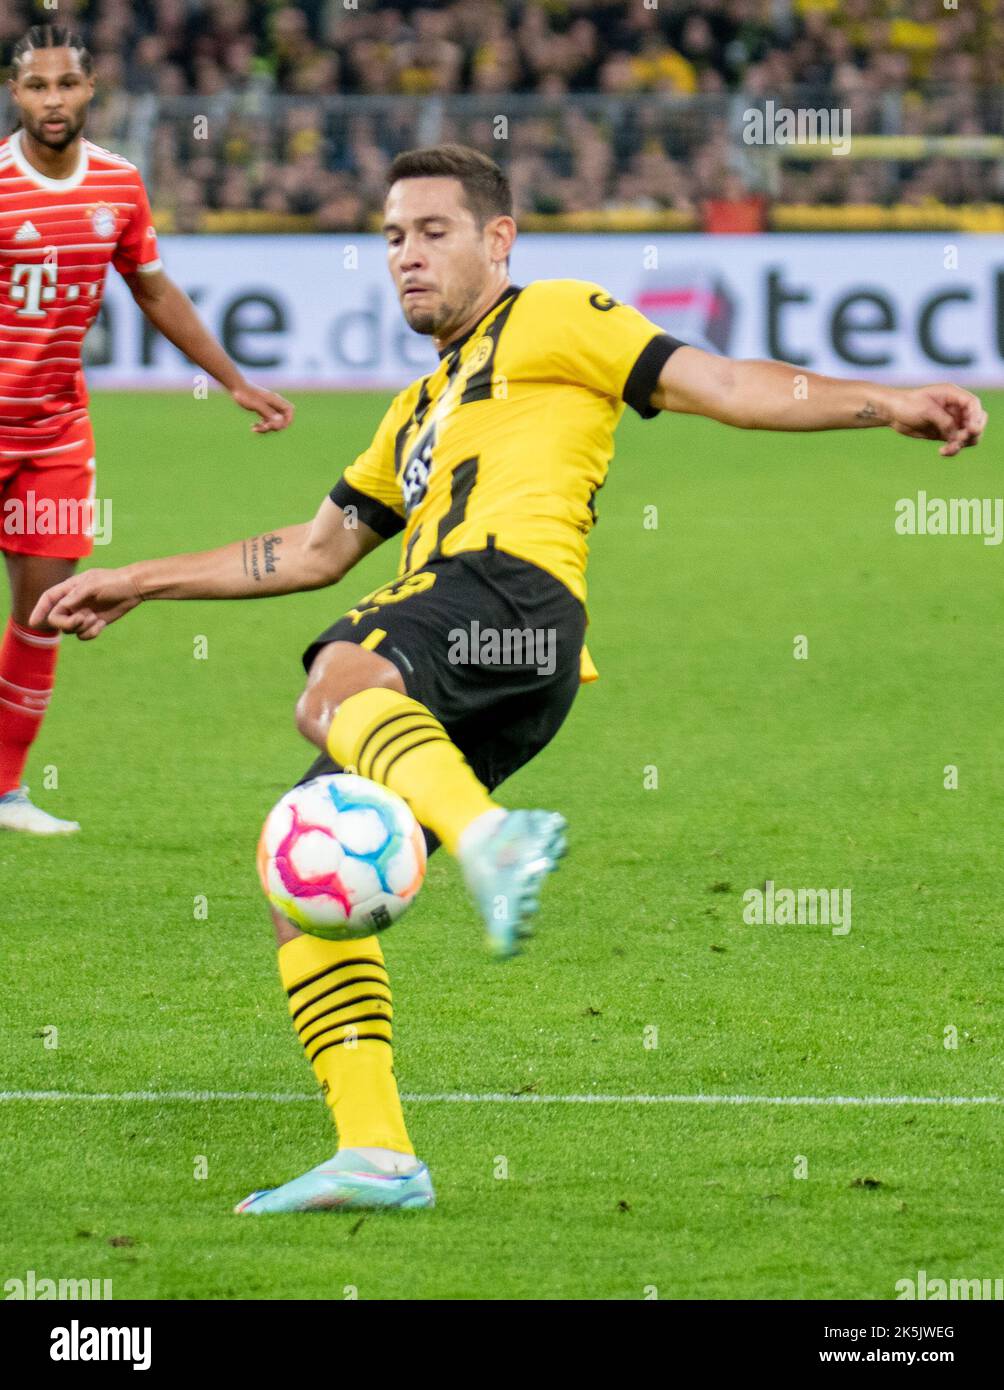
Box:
[294,684,329,745]
[295,643,404,747]
[293,675,386,744]
[292,670,374,745]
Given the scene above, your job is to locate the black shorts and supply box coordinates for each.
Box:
[296,544,587,853]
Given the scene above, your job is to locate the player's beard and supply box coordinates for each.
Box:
[23,108,87,151]
[402,295,454,337]
[402,283,481,339]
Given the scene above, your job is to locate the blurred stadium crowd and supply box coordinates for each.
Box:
[1,1,1001,230]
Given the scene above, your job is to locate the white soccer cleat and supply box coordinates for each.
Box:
[0,786,80,836]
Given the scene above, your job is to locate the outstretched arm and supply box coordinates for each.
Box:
[30,498,381,640]
[651,346,987,457]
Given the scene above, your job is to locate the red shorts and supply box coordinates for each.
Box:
[0,413,97,559]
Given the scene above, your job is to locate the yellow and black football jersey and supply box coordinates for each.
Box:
[330,277,682,612]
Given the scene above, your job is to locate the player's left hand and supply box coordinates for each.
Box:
[888,384,987,458]
[231,381,295,433]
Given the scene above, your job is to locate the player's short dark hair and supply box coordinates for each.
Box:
[11,24,93,79]
[387,145,512,226]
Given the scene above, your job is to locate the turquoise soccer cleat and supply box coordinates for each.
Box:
[460,808,568,959]
[234,1150,435,1214]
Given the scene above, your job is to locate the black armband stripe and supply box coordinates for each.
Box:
[624,332,687,419]
[329,479,405,538]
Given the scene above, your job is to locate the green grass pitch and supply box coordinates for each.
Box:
[1,388,1001,1300]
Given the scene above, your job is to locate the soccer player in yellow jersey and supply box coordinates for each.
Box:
[34,145,986,1214]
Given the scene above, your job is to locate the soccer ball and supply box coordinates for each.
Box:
[257,774,426,939]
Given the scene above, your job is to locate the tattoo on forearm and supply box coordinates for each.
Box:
[857,401,880,422]
[242,533,281,583]
[262,532,282,576]
[246,536,261,582]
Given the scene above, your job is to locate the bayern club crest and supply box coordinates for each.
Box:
[90,204,117,238]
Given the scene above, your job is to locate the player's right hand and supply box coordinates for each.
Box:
[30,568,143,641]
[887,383,987,457]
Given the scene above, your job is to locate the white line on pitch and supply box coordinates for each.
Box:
[0,1091,1001,1106]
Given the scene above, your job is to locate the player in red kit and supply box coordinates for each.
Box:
[0,25,294,834]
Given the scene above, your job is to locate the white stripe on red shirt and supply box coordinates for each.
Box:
[0,130,162,442]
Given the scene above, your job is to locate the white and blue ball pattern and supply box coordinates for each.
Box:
[258,774,427,939]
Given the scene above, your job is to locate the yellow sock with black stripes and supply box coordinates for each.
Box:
[326,688,500,856]
[278,931,414,1155]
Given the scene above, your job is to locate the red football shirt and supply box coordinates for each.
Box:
[0,129,162,445]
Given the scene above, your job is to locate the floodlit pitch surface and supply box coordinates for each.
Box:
[2,390,1001,1300]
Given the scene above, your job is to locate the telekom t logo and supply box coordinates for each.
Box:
[10,253,58,317]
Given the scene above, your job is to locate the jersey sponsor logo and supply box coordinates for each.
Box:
[13,220,41,243]
[588,291,620,312]
[396,305,514,518]
[401,426,435,515]
[90,204,117,238]
[397,353,466,514]
[8,257,57,317]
